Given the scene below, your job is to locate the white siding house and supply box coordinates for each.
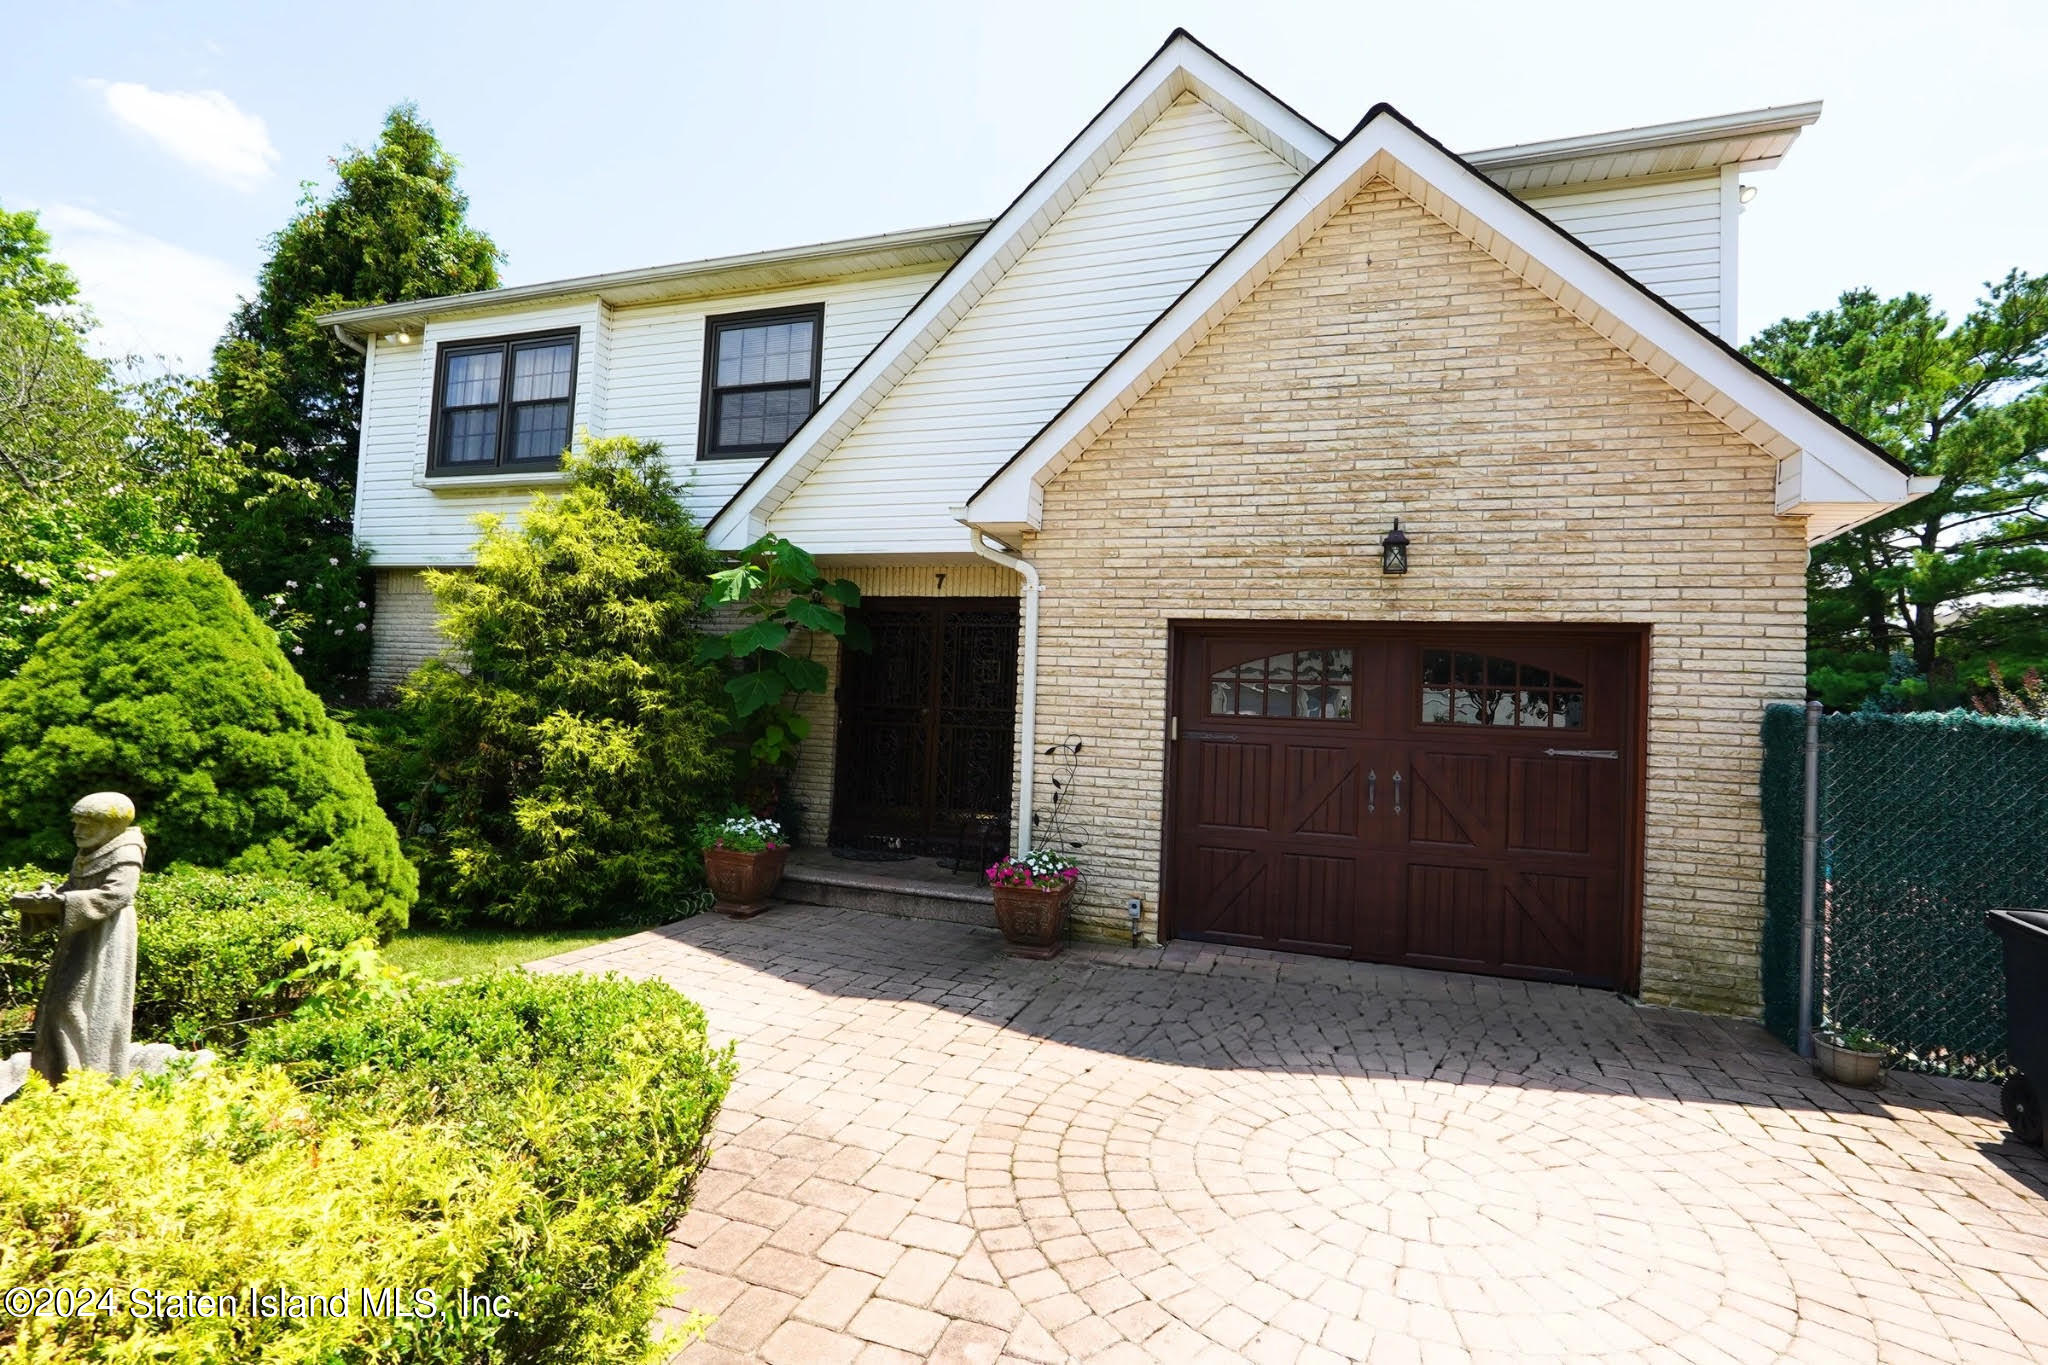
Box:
[323,30,1932,1013]
[334,62,1817,576]
[351,269,955,566]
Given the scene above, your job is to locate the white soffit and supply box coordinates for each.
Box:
[966,105,1925,547]
[1467,102,1824,192]
[703,30,1333,549]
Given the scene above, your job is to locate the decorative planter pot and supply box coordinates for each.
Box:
[992,882,1071,958]
[705,846,787,918]
[1814,1035,1886,1088]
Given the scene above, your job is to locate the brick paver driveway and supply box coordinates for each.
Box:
[535,905,2048,1364]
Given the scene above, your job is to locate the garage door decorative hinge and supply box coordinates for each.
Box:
[1543,748,1619,759]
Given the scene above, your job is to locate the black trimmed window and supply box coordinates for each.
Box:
[699,305,823,458]
[428,329,578,474]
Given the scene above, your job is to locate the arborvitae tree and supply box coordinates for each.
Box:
[209,105,502,696]
[0,557,417,930]
[398,438,731,927]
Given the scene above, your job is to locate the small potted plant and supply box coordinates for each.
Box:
[698,814,788,918]
[986,849,1080,958]
[1814,1024,1887,1088]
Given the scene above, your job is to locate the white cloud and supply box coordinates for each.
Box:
[85,80,278,190]
[35,204,250,371]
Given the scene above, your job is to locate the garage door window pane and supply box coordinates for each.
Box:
[1211,649,1353,718]
[1422,649,1582,728]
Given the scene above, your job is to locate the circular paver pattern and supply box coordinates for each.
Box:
[975,1061,1836,1358]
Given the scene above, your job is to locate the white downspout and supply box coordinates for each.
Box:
[964,528,1040,856]
[330,324,367,357]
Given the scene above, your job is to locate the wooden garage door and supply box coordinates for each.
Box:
[1165,625,1642,989]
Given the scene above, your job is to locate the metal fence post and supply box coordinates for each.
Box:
[1797,699,1822,1059]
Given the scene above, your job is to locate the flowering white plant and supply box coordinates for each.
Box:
[987,848,1080,889]
[698,814,785,854]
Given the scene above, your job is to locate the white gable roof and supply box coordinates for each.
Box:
[966,105,1934,546]
[705,30,1334,550]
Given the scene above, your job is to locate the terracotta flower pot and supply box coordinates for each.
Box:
[992,881,1072,958]
[1814,1035,1886,1088]
[705,845,788,918]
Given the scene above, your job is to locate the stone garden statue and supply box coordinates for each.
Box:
[2,794,214,1100]
[11,792,146,1087]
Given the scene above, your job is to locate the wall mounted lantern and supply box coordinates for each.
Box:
[1380,519,1410,575]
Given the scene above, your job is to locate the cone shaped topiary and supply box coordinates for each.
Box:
[0,557,416,930]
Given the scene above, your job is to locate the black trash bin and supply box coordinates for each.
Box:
[1987,909,2048,1146]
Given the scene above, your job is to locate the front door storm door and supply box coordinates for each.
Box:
[832,598,1019,855]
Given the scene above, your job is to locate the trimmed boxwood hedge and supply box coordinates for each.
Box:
[244,970,736,1362]
[2,971,735,1364]
[1,1066,530,1363]
[1,863,372,1049]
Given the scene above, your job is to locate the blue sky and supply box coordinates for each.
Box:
[5,0,2043,369]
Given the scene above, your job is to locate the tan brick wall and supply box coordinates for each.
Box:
[367,568,451,696]
[785,560,1021,848]
[1018,178,1807,1014]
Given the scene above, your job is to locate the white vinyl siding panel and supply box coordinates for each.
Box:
[608,271,938,522]
[766,94,1302,553]
[1517,172,1727,337]
[351,270,943,565]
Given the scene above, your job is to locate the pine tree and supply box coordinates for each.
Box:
[1748,273,2048,706]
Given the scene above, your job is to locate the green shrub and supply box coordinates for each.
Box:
[396,437,731,927]
[0,864,372,1047]
[0,1066,534,1364]
[0,556,416,930]
[244,970,735,1362]
[334,700,439,835]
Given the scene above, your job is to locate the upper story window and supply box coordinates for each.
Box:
[699,305,823,459]
[429,330,578,475]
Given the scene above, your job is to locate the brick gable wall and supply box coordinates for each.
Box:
[1019,177,1806,1013]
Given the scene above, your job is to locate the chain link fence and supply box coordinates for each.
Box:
[1762,704,2048,1079]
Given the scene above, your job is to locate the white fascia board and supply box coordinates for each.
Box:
[705,33,1331,552]
[1779,460,1940,544]
[969,107,1919,532]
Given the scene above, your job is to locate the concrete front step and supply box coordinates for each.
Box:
[779,856,994,928]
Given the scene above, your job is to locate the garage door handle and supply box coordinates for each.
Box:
[1544,748,1618,759]
[1391,770,1401,814]
[1366,770,1375,813]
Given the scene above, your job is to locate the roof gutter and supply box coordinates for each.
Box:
[318,218,991,338]
[962,522,1040,857]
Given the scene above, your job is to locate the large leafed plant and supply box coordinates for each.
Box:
[696,534,867,769]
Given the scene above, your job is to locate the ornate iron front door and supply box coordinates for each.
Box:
[832,598,1019,855]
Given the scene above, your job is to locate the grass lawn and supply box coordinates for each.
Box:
[385,925,637,981]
